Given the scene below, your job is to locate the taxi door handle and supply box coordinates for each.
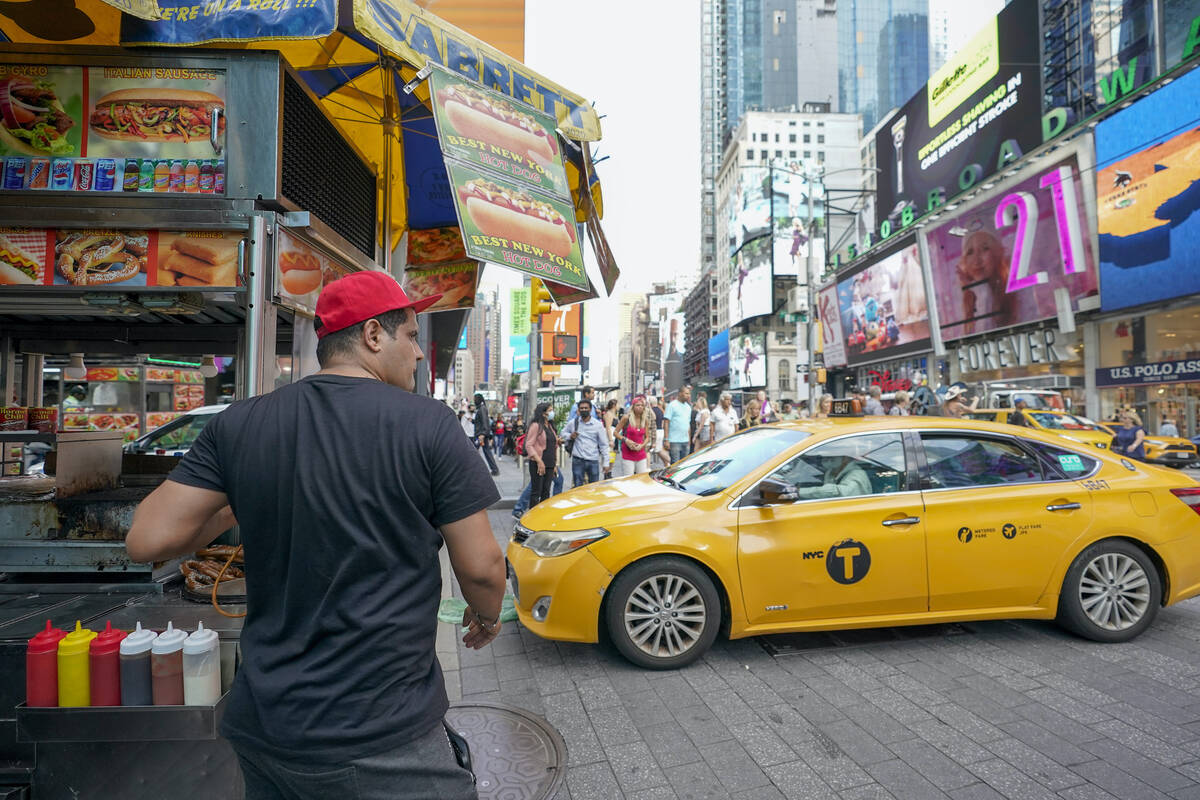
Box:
[882,516,920,527]
[1046,502,1081,512]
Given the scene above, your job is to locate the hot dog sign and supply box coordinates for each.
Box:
[430,65,569,199]
[445,159,587,290]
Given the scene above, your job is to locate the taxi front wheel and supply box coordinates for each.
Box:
[1056,540,1161,643]
[605,557,720,669]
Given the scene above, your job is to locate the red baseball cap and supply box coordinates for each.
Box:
[314,271,441,339]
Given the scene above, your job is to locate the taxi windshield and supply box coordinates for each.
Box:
[1029,412,1097,431]
[656,427,810,495]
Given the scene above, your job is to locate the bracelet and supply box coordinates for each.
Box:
[474,611,500,633]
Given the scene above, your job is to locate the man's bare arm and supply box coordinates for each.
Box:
[441,509,506,649]
[126,480,234,563]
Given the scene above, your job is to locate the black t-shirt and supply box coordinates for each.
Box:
[652,406,665,429]
[168,375,499,762]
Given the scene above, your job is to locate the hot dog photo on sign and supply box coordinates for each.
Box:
[446,159,587,289]
[430,66,569,199]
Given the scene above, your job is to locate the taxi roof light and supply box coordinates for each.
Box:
[1169,488,1200,515]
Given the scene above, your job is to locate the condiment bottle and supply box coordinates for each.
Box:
[57,621,96,707]
[26,620,66,707]
[183,622,221,705]
[119,622,157,706]
[88,621,127,707]
[151,622,186,705]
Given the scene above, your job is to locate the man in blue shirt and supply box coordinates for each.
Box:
[565,398,610,487]
[566,385,595,425]
[663,385,693,465]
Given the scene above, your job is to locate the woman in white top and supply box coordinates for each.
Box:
[692,395,713,452]
[711,392,739,441]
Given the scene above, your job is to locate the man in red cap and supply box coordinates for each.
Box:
[127,270,505,799]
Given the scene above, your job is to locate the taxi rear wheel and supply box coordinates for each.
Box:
[605,557,720,670]
[1056,540,1161,643]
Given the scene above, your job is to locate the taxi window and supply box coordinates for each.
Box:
[920,434,1043,489]
[658,427,809,495]
[1025,441,1099,479]
[141,414,213,452]
[770,433,908,500]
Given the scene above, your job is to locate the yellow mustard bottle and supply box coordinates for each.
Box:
[57,621,97,707]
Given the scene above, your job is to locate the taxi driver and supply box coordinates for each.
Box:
[793,443,872,500]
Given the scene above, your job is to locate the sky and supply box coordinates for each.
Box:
[480,0,702,383]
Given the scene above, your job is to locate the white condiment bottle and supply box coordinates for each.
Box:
[182,622,221,706]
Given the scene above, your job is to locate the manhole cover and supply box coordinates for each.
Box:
[445,702,566,800]
[758,623,972,656]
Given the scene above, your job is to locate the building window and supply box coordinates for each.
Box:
[788,133,796,143]
[803,121,811,126]
[775,150,782,158]
[746,149,754,160]
[789,150,797,158]
[804,134,811,143]
[818,135,825,143]
[779,359,791,391]
[751,132,756,142]
[788,120,796,126]
[774,133,780,142]
[818,151,825,163]
[760,150,768,160]
[804,150,811,158]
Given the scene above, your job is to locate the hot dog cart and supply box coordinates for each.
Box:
[0,2,614,796]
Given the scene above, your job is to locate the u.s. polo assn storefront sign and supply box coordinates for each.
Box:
[1096,359,1200,387]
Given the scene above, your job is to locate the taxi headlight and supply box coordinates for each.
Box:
[523,528,610,558]
[1145,439,1165,447]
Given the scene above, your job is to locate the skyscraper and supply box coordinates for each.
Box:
[838,0,930,132]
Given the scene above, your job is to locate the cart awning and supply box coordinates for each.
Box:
[0,0,604,255]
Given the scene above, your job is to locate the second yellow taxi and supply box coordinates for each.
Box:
[508,414,1200,668]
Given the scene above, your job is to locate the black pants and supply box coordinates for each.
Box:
[529,461,555,506]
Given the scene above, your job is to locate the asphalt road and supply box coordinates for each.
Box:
[437,455,1200,800]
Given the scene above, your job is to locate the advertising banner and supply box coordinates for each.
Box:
[924,152,1098,343]
[729,236,772,327]
[0,227,242,289]
[430,65,569,200]
[509,288,530,336]
[511,336,530,374]
[121,0,336,44]
[445,158,587,289]
[401,260,478,312]
[0,63,226,195]
[836,238,931,365]
[874,0,1042,227]
[275,228,352,313]
[817,284,847,368]
[708,329,729,378]
[730,331,766,389]
[406,227,467,267]
[1095,66,1200,312]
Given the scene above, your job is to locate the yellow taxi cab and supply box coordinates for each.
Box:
[964,409,1113,450]
[1094,421,1198,468]
[507,412,1200,669]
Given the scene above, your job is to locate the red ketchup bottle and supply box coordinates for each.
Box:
[89,621,128,707]
[26,620,67,707]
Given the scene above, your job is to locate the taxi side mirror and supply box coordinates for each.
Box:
[758,478,799,504]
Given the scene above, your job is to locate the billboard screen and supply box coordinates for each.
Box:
[817,284,847,368]
[727,166,771,256]
[729,237,773,327]
[730,331,767,389]
[835,238,931,366]
[769,166,823,278]
[874,0,1042,227]
[708,329,730,378]
[924,152,1099,343]
[1095,66,1200,312]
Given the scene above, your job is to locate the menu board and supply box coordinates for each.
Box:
[444,159,587,290]
[0,227,242,288]
[401,261,478,312]
[430,66,569,199]
[274,228,354,314]
[0,63,226,195]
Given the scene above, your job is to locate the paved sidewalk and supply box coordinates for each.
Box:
[438,497,1200,800]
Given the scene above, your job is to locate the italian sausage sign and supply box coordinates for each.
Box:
[445,160,587,289]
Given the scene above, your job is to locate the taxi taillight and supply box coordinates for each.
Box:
[1169,488,1200,515]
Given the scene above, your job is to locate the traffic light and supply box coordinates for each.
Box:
[530,278,553,322]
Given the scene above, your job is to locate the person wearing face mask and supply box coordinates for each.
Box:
[566,398,611,486]
[127,272,505,800]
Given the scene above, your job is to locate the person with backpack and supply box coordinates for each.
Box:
[473,393,500,476]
